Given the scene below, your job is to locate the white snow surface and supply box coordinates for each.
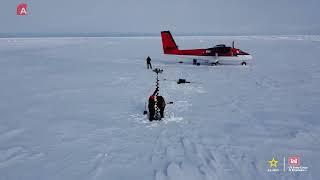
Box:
[0,35,319,180]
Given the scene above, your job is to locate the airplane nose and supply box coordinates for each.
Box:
[241,54,252,60]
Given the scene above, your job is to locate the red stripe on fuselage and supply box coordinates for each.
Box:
[164,48,249,57]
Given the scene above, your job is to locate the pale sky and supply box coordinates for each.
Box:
[1,0,319,35]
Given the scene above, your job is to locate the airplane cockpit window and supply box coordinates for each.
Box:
[211,46,231,54]
[214,44,226,48]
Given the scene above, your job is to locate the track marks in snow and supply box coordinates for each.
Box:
[0,128,25,141]
[0,128,44,168]
[211,149,240,180]
[155,170,167,180]
[152,135,219,180]
[0,147,28,168]
[0,146,44,168]
[151,132,261,180]
[90,152,109,180]
[130,113,184,127]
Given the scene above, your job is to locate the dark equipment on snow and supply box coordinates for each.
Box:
[177,79,191,84]
[162,78,195,85]
[143,102,148,115]
[153,68,163,74]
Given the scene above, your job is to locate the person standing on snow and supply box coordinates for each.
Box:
[157,95,166,118]
[148,88,158,121]
[146,56,152,69]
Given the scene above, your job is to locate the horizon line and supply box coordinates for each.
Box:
[0,32,319,38]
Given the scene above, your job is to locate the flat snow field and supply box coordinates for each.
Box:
[0,35,319,180]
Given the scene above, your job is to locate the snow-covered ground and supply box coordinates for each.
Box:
[0,35,319,180]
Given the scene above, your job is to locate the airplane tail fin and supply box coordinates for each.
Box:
[161,31,179,54]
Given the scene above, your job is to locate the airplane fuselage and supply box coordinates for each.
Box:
[165,47,252,64]
[161,31,253,65]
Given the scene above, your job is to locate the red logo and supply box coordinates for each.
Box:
[17,3,28,16]
[288,155,300,167]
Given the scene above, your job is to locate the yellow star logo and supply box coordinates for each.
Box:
[268,157,279,168]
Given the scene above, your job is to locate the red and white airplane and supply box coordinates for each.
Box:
[161,31,252,65]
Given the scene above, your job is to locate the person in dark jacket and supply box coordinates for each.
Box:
[148,88,158,121]
[157,96,166,118]
[146,56,152,69]
[148,95,156,121]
